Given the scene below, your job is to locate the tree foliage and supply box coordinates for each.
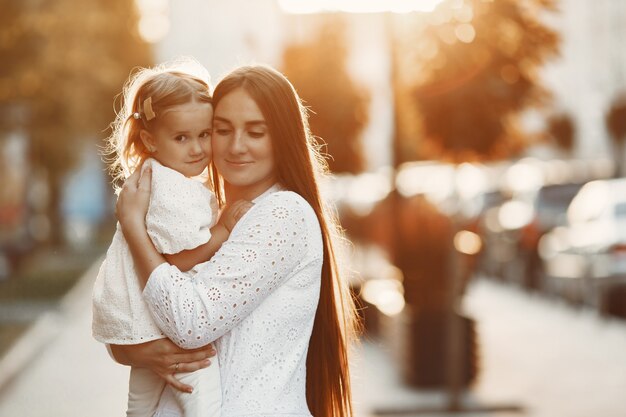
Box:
[0,0,152,243]
[395,0,560,162]
[547,112,575,154]
[282,17,369,174]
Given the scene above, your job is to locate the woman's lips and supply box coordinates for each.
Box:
[225,160,253,167]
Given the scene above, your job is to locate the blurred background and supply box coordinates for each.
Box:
[1,0,626,416]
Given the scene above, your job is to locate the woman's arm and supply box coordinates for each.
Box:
[116,167,165,286]
[142,192,321,349]
[110,339,216,393]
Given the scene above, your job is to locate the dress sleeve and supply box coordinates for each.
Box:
[142,191,316,348]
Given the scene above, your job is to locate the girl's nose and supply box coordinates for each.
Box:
[190,138,203,155]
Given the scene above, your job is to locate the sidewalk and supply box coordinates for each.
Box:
[0,260,129,416]
[0,262,625,416]
[352,279,626,417]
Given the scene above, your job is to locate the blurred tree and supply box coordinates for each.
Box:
[606,94,626,177]
[0,0,152,244]
[547,112,575,155]
[395,0,559,162]
[282,16,369,173]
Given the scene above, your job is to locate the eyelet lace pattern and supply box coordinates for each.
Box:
[92,158,216,344]
[144,191,323,417]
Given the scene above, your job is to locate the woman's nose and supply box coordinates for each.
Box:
[230,131,247,154]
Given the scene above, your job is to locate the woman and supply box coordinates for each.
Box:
[113,65,358,417]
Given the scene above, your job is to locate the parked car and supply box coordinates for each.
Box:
[478,183,583,289]
[517,183,585,289]
[539,178,626,313]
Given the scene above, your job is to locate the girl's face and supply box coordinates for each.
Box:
[212,88,276,197]
[140,101,213,177]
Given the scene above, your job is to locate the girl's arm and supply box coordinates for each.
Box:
[117,167,253,281]
[164,200,253,272]
[163,224,229,272]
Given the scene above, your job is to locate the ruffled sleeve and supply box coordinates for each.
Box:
[142,191,319,348]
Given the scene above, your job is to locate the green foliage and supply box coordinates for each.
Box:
[0,0,153,243]
[399,0,560,161]
[282,16,369,174]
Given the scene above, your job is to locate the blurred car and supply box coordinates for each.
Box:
[517,183,585,289]
[539,178,626,311]
[478,183,583,289]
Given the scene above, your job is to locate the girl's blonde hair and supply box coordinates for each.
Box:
[211,65,359,417]
[105,59,212,187]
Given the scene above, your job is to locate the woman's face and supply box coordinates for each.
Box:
[212,88,276,197]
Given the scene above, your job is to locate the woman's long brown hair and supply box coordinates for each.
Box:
[211,65,358,417]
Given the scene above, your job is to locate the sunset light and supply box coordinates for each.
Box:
[135,0,170,43]
[278,0,446,14]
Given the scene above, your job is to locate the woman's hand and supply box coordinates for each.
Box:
[116,166,152,231]
[110,339,216,393]
[115,166,165,285]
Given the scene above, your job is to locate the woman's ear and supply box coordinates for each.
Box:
[140,129,156,153]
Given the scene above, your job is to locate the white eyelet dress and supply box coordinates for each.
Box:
[143,187,323,417]
[92,158,221,417]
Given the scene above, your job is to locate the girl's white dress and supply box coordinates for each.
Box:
[92,158,221,417]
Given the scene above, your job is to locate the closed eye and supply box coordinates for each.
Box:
[215,128,232,136]
[249,131,265,138]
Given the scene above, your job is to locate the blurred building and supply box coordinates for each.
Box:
[144,0,626,166]
[537,0,626,159]
[144,0,395,169]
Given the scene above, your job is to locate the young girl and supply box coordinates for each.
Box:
[92,61,250,417]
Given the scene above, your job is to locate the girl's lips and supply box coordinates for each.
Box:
[188,157,207,164]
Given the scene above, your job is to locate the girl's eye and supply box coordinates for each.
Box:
[175,135,187,142]
[200,131,211,139]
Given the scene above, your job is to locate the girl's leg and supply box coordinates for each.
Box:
[172,355,221,417]
[127,366,166,417]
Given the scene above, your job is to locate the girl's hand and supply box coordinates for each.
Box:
[219,200,254,232]
[110,339,216,393]
[116,166,152,230]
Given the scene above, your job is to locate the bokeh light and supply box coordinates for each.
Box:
[278,0,445,14]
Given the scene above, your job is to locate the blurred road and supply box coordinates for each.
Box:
[0,263,625,417]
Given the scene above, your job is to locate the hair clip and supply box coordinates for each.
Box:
[143,97,156,121]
